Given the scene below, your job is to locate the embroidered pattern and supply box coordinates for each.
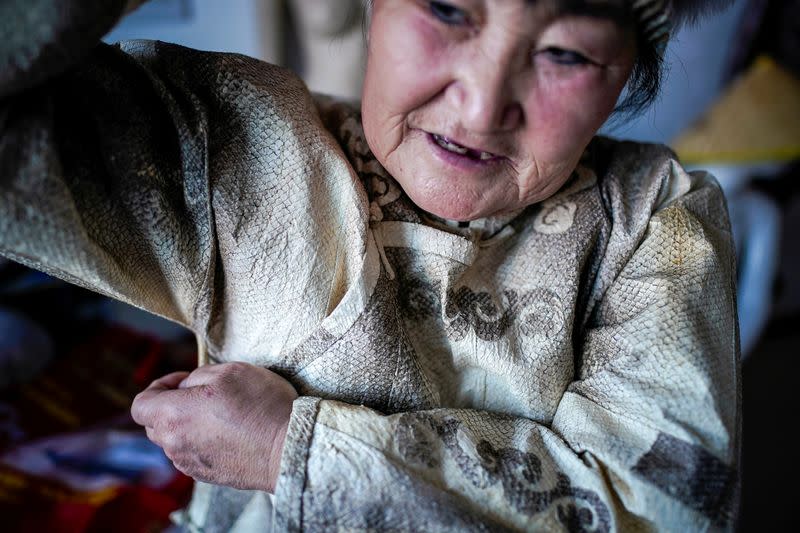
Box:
[533,198,578,234]
[399,276,565,343]
[397,413,612,532]
[633,432,738,527]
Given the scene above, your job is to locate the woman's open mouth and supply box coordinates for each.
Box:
[429,133,501,163]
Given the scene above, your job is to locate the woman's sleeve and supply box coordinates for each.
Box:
[0,0,214,328]
[273,173,740,532]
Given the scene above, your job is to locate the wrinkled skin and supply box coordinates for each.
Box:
[131,363,297,492]
[363,0,636,221]
[132,0,637,492]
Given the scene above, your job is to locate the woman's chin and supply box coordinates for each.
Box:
[385,153,517,222]
[407,191,495,223]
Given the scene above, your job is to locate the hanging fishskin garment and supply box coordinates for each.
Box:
[0,1,740,531]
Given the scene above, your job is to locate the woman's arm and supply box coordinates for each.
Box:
[266,173,739,531]
[0,0,218,330]
[1,1,365,353]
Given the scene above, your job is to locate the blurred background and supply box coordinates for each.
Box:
[1,0,797,530]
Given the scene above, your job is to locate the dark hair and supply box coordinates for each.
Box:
[613,28,664,118]
[613,0,735,118]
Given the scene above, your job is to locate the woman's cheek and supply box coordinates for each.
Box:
[363,5,451,160]
[379,6,446,66]
[534,63,609,95]
[395,14,452,87]
[374,12,449,101]
[524,88,599,164]
[533,68,619,129]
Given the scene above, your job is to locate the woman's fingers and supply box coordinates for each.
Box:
[148,371,191,391]
[131,371,190,427]
[178,361,257,389]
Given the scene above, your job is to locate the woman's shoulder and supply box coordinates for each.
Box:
[587,135,727,221]
[115,39,319,125]
[111,39,372,231]
[117,39,304,85]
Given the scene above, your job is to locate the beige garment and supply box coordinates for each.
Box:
[1,25,739,533]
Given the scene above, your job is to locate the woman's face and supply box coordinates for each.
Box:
[362,0,637,221]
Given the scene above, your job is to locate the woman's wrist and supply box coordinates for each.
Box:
[261,392,298,493]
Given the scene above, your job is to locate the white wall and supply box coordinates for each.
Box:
[105,0,284,64]
[602,0,750,143]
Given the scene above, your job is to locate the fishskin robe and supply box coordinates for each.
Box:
[0,3,740,530]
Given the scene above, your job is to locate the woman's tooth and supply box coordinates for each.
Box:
[433,134,496,160]
[435,135,468,155]
[446,142,468,155]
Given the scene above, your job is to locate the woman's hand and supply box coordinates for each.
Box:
[131,362,298,493]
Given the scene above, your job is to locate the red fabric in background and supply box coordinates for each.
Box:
[1,296,196,533]
[2,462,193,533]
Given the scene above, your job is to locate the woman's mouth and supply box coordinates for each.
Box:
[430,133,500,162]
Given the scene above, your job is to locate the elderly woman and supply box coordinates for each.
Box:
[0,0,739,531]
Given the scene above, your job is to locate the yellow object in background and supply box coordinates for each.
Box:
[672,56,800,165]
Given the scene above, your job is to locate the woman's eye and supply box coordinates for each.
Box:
[539,47,590,66]
[428,1,469,26]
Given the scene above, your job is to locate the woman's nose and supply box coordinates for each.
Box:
[445,58,523,134]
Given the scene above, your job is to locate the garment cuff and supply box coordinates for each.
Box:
[273,396,321,532]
